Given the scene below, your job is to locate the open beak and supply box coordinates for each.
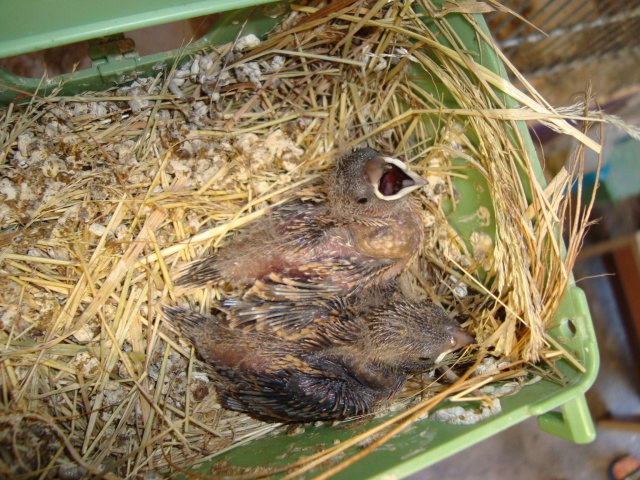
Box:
[373,156,428,201]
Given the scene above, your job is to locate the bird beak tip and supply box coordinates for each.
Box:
[453,329,476,349]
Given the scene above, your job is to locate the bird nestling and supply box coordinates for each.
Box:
[163,295,474,422]
[172,147,427,296]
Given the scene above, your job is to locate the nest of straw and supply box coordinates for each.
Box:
[0,1,600,478]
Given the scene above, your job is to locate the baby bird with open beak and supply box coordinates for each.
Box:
[163,295,474,422]
[173,147,427,296]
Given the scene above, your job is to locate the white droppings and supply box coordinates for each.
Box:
[470,231,493,261]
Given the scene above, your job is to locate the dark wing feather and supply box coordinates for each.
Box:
[219,360,378,422]
[171,254,223,291]
[221,287,361,348]
[161,305,220,346]
[292,257,396,295]
[271,201,337,255]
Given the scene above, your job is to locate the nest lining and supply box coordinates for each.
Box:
[0,1,598,478]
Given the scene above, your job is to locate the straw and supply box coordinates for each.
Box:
[0,0,606,477]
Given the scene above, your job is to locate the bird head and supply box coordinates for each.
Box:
[327,148,427,217]
[367,299,474,372]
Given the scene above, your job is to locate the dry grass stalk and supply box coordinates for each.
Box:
[0,0,603,478]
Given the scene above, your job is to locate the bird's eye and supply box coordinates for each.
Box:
[357,198,368,204]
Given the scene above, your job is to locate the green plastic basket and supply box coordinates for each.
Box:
[0,1,599,478]
[0,0,284,104]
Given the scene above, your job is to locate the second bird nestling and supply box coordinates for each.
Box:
[163,293,474,422]
[172,147,428,296]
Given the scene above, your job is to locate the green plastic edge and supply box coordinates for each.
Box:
[0,0,281,58]
[0,1,282,104]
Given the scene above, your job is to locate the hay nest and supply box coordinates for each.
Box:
[0,1,602,478]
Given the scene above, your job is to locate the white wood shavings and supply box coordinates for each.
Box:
[425,174,448,204]
[233,130,306,176]
[50,205,80,238]
[69,351,101,378]
[88,223,108,237]
[115,140,136,161]
[265,129,305,170]
[0,204,13,227]
[480,381,520,397]
[72,323,97,344]
[267,55,285,72]
[433,228,464,266]
[29,148,49,164]
[44,119,62,138]
[168,160,193,176]
[234,34,261,52]
[216,69,233,87]
[199,55,213,74]
[17,132,34,156]
[235,62,262,86]
[189,58,200,77]
[47,245,70,262]
[56,464,86,480]
[26,247,47,258]
[41,155,65,178]
[255,181,271,195]
[190,101,209,120]
[0,305,19,330]
[194,158,224,188]
[169,78,186,98]
[0,178,17,200]
[88,101,108,117]
[472,357,510,376]
[13,151,28,168]
[100,381,129,416]
[119,84,152,112]
[446,274,468,298]
[430,399,501,425]
[41,181,65,204]
[235,133,259,151]
[114,225,130,242]
[69,103,89,117]
[20,183,40,202]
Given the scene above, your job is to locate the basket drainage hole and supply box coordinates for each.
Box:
[561,318,577,338]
